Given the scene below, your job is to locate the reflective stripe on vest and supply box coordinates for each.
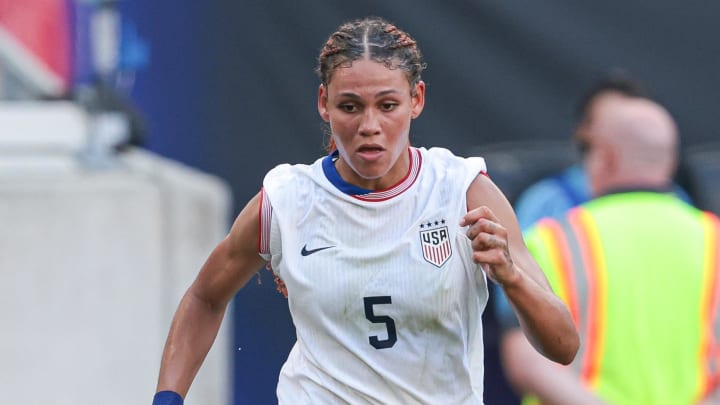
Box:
[535,208,607,386]
[567,207,607,388]
[696,212,720,401]
[521,208,606,405]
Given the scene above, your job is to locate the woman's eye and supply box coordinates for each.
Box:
[380,103,398,111]
[339,104,358,113]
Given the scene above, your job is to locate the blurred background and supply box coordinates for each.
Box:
[2,0,719,404]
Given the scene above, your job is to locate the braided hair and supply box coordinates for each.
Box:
[316,17,426,151]
[317,16,425,87]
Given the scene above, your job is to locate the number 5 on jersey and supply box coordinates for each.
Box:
[363,296,397,349]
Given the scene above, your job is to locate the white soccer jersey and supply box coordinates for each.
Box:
[259,146,489,405]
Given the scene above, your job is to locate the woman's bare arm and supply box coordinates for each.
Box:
[156,192,267,397]
[463,174,578,364]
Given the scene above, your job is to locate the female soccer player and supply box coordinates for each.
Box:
[153,16,578,405]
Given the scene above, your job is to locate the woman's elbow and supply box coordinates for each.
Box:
[547,327,580,365]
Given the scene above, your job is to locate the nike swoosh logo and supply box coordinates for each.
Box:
[301,244,335,256]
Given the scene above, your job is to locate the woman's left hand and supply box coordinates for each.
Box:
[461,205,519,286]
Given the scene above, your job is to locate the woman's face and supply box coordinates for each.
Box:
[318,58,425,190]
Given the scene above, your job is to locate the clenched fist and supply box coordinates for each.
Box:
[460,205,518,286]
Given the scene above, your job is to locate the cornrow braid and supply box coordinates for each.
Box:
[320,32,351,59]
[383,24,417,49]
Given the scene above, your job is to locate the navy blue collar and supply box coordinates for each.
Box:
[322,151,373,195]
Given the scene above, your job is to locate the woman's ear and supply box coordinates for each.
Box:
[318,84,330,122]
[411,81,426,119]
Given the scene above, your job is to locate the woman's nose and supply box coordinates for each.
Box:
[358,108,381,136]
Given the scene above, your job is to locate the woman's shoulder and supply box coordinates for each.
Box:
[263,156,324,189]
[420,146,487,173]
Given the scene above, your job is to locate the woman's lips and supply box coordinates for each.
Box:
[356,146,385,161]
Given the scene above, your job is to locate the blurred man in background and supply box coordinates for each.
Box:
[512,72,692,230]
[499,96,720,404]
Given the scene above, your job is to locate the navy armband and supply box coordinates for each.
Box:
[152,390,183,405]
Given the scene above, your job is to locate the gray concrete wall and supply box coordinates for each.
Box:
[0,148,233,405]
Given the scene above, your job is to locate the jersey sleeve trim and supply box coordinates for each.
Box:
[258,187,272,259]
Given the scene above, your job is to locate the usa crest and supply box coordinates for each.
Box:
[419,220,452,268]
